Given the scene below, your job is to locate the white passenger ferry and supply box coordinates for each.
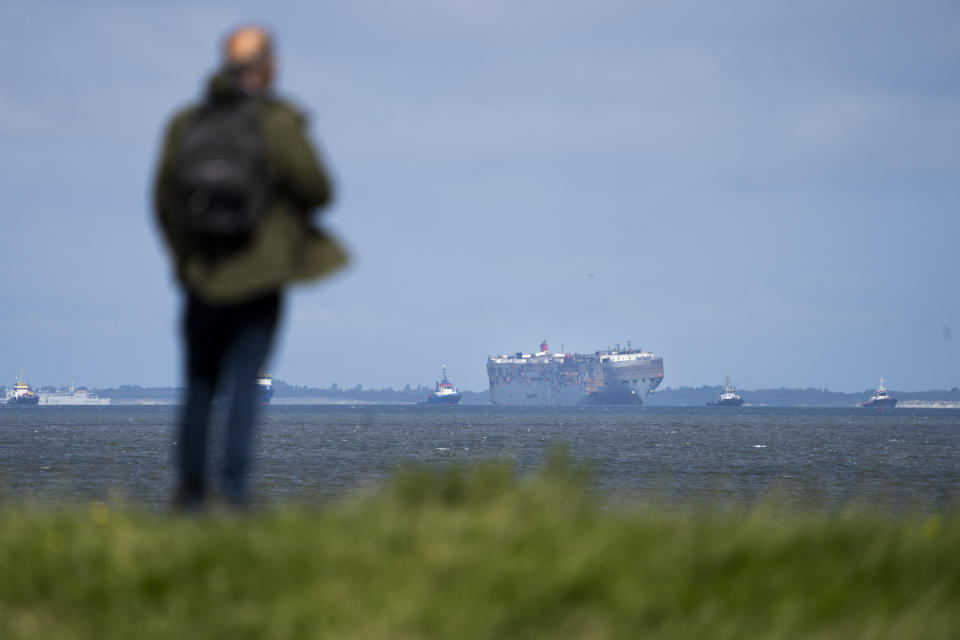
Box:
[39,384,111,406]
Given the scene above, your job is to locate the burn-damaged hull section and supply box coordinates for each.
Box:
[487,343,664,406]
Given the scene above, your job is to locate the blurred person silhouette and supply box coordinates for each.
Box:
[153,25,346,510]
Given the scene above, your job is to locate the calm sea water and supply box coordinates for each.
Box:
[1,405,958,512]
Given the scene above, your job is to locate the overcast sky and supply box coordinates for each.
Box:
[1,0,958,392]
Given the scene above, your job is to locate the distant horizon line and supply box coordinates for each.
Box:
[9,381,955,396]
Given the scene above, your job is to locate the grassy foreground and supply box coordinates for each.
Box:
[1,457,958,639]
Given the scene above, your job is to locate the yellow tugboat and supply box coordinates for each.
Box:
[6,369,40,406]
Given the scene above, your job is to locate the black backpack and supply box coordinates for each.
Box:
[175,96,270,252]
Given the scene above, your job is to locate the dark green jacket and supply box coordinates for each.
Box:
[153,72,347,303]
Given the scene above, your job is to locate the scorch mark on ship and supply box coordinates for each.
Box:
[487,341,664,406]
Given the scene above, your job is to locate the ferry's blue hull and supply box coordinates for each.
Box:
[256,386,274,405]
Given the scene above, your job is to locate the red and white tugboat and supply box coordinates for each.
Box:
[862,378,896,410]
[419,366,461,405]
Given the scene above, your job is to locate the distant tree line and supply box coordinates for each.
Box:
[95,385,183,400]
[270,380,490,404]
[646,385,960,407]
[82,383,960,406]
[92,381,490,404]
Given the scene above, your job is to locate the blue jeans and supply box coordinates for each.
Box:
[176,291,281,506]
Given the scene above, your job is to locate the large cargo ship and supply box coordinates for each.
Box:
[487,341,664,406]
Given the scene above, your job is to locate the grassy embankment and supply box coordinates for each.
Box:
[2,454,958,639]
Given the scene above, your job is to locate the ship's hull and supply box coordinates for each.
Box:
[488,356,664,406]
[38,394,111,406]
[422,393,462,405]
[708,398,744,407]
[256,385,274,406]
[862,398,896,408]
[6,395,39,406]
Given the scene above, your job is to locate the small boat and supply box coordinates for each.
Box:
[862,378,896,409]
[707,372,744,406]
[418,366,461,405]
[6,369,40,406]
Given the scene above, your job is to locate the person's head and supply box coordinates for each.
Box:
[222,25,276,93]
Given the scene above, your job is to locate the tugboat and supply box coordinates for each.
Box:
[419,366,462,405]
[6,369,40,406]
[256,370,275,406]
[862,378,896,409]
[707,372,744,406]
